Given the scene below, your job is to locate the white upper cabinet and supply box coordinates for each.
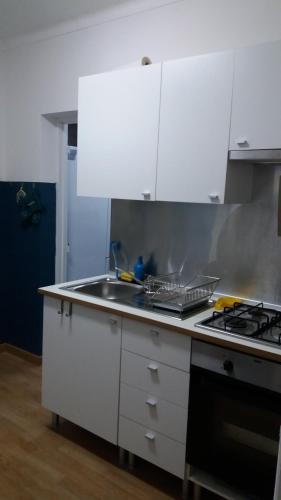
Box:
[230,41,281,150]
[156,51,234,204]
[77,64,161,200]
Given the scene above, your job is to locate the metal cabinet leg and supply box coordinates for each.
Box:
[128,452,135,470]
[51,413,60,430]
[193,484,201,500]
[119,447,125,466]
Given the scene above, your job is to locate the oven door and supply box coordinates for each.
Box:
[187,364,281,499]
[274,429,281,500]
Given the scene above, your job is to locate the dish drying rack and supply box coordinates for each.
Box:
[143,273,220,315]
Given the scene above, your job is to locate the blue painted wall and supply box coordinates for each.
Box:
[0,182,56,355]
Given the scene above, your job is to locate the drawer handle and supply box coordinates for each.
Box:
[141,190,151,200]
[145,397,157,407]
[235,136,248,146]
[57,300,64,315]
[65,302,72,318]
[208,193,219,202]
[145,432,155,441]
[147,363,158,372]
[150,329,159,337]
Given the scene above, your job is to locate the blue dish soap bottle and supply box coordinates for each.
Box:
[134,256,145,281]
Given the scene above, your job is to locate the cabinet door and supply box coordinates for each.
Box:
[230,41,281,150]
[156,51,233,204]
[42,297,121,444]
[77,64,161,200]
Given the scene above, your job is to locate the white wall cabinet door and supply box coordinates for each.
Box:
[156,51,234,204]
[42,297,121,444]
[77,64,161,200]
[230,41,281,150]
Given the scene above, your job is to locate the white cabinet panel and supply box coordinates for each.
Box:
[122,318,191,371]
[42,297,121,444]
[119,416,186,478]
[120,383,188,443]
[121,350,189,408]
[156,51,234,204]
[230,41,281,150]
[77,64,161,200]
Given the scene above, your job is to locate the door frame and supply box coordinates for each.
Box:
[55,120,111,284]
[56,123,69,284]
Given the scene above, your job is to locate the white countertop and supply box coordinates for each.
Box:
[39,275,281,362]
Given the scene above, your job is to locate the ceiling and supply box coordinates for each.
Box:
[0,0,132,41]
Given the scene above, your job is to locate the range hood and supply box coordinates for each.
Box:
[229,149,281,164]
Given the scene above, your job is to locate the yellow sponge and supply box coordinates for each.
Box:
[215,296,241,311]
[120,272,134,283]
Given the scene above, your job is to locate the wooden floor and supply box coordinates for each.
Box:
[0,352,219,500]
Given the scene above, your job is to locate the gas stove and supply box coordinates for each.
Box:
[196,301,281,348]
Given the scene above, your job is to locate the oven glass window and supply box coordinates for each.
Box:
[187,367,281,499]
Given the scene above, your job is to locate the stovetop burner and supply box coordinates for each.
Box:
[225,317,248,330]
[197,301,281,348]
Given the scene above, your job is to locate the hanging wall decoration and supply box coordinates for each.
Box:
[16,184,44,225]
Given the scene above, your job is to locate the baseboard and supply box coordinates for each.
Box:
[0,343,42,365]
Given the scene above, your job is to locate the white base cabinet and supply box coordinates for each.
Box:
[118,318,191,479]
[42,297,121,444]
[42,299,191,478]
[42,296,281,493]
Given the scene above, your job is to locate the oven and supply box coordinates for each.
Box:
[186,341,281,500]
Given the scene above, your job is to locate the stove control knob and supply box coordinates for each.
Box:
[223,360,234,373]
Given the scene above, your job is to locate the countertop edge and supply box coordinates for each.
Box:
[39,287,281,363]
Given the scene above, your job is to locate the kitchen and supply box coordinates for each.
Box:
[1,0,281,499]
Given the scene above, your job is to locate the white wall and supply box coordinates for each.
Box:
[3,0,281,182]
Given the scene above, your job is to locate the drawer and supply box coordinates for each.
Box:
[119,416,186,478]
[119,383,188,443]
[122,318,191,371]
[121,350,189,408]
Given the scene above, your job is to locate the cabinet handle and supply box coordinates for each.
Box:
[145,432,155,441]
[235,136,248,146]
[145,397,157,407]
[109,318,118,326]
[150,329,159,337]
[65,303,72,318]
[141,191,151,200]
[57,301,64,315]
[147,362,158,372]
[208,193,219,202]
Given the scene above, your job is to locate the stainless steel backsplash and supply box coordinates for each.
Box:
[111,165,281,305]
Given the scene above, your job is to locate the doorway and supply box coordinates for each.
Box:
[65,124,111,282]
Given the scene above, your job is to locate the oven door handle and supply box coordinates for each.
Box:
[274,426,281,500]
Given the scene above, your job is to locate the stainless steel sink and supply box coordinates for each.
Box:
[63,277,144,301]
[61,276,212,320]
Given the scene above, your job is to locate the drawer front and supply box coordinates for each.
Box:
[119,416,186,478]
[122,318,191,371]
[120,383,188,443]
[121,350,189,408]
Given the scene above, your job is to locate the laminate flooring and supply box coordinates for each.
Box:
[0,352,218,500]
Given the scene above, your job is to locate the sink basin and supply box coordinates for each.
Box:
[61,276,212,320]
[64,277,144,301]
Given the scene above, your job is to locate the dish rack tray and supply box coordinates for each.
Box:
[144,273,220,314]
